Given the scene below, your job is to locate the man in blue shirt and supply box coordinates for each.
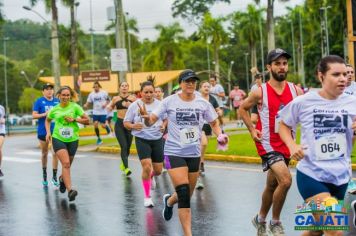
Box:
[32,83,60,187]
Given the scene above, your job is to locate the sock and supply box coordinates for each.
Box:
[53,169,57,180]
[258,215,266,223]
[95,128,100,139]
[270,219,281,225]
[105,125,111,134]
[142,179,151,198]
[42,168,47,181]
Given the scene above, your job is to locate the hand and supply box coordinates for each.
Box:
[83,103,88,109]
[65,116,75,123]
[217,133,229,151]
[159,124,165,133]
[133,123,144,131]
[250,129,262,142]
[289,144,305,161]
[137,103,149,118]
[46,133,52,143]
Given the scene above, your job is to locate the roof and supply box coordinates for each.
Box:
[39,70,183,94]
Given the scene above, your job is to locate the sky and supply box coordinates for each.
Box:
[4,0,305,40]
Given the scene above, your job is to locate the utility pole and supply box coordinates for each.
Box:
[114,0,126,83]
[244,53,250,92]
[289,20,296,76]
[258,9,265,82]
[89,0,95,70]
[299,9,305,87]
[50,0,61,91]
[70,1,81,102]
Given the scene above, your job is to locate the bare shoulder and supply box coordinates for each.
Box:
[129,94,137,101]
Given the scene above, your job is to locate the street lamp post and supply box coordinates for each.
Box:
[23,6,61,91]
[206,37,212,73]
[89,0,95,70]
[125,12,134,90]
[20,70,44,88]
[3,37,9,134]
[244,53,250,92]
[289,20,297,76]
[227,61,234,94]
[258,4,265,82]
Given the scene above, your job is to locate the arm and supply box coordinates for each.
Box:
[32,111,47,120]
[210,119,222,136]
[279,121,304,161]
[123,121,143,131]
[296,86,304,96]
[76,113,90,125]
[160,119,168,133]
[83,101,91,109]
[45,117,52,143]
[238,89,262,141]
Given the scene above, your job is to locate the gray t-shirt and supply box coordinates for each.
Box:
[344,81,356,96]
[210,84,225,107]
[87,90,110,115]
[153,93,218,157]
[0,105,5,134]
[124,99,164,140]
[279,91,356,185]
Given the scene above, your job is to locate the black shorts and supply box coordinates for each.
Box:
[202,124,212,136]
[52,138,79,156]
[38,135,46,141]
[106,116,112,122]
[251,104,258,114]
[165,156,200,173]
[0,133,5,137]
[260,151,290,172]
[135,137,164,163]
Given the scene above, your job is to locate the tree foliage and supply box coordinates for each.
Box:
[18,88,42,113]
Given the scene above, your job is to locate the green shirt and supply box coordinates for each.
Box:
[47,102,84,142]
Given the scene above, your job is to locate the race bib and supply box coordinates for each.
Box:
[315,133,346,161]
[234,96,241,101]
[180,127,199,145]
[59,127,73,139]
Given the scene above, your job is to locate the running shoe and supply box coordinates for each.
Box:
[120,162,125,171]
[68,189,78,202]
[352,200,356,229]
[252,214,267,236]
[51,178,59,187]
[42,180,48,187]
[124,168,132,176]
[96,138,103,145]
[268,221,285,236]
[195,178,204,190]
[59,176,66,193]
[151,176,156,190]
[144,197,154,208]
[0,169,4,177]
[200,162,205,176]
[162,194,173,221]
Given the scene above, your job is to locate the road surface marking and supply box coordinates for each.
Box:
[3,156,39,163]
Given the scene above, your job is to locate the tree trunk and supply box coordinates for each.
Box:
[114,0,126,82]
[51,0,61,91]
[267,0,275,52]
[70,0,81,102]
[251,43,257,69]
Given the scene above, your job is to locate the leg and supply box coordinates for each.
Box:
[94,120,100,139]
[124,127,133,158]
[141,158,153,198]
[115,120,129,168]
[200,132,207,167]
[56,149,72,191]
[259,170,278,220]
[0,136,4,168]
[39,140,49,183]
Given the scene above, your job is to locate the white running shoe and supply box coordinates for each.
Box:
[144,197,154,207]
[151,176,156,190]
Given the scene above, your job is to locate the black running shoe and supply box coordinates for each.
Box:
[59,176,66,193]
[162,194,173,221]
[68,189,78,202]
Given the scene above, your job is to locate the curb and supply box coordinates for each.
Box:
[94,146,356,170]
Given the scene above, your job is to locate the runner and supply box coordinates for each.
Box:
[105,110,115,137]
[239,48,303,236]
[124,80,166,207]
[139,69,228,236]
[0,105,5,177]
[154,87,164,101]
[84,81,111,145]
[32,83,59,187]
[344,64,356,96]
[250,73,263,124]
[196,81,221,188]
[278,55,356,236]
[109,82,136,176]
[45,86,89,201]
[229,83,246,127]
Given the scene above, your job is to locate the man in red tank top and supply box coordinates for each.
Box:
[239,48,303,236]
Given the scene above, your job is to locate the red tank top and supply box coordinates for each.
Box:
[255,82,297,158]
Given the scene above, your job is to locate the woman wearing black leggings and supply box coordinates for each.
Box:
[109,82,136,176]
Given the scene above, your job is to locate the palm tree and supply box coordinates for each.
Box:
[29,0,61,89]
[198,12,228,76]
[143,22,185,71]
[230,5,264,69]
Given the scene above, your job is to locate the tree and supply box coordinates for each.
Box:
[198,12,228,76]
[172,0,230,22]
[143,23,185,71]
[18,88,42,113]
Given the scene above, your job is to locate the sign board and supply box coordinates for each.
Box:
[110,48,128,72]
[81,70,110,82]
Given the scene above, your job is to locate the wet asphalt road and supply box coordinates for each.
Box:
[0,134,353,236]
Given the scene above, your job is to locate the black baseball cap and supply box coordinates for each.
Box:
[266,48,291,65]
[42,83,54,90]
[178,69,200,83]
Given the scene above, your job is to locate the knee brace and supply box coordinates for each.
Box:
[176,184,190,208]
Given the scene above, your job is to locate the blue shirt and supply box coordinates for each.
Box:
[33,97,60,136]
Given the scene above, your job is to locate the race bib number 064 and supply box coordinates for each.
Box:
[315,133,346,161]
[59,127,73,139]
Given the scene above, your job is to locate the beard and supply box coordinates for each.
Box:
[271,70,288,82]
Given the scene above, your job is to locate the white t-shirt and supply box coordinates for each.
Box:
[87,90,110,115]
[278,91,356,185]
[210,84,225,107]
[124,99,164,140]
[344,81,356,96]
[0,105,5,134]
[153,93,218,157]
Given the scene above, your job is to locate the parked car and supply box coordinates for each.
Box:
[18,115,33,125]
[8,114,21,125]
